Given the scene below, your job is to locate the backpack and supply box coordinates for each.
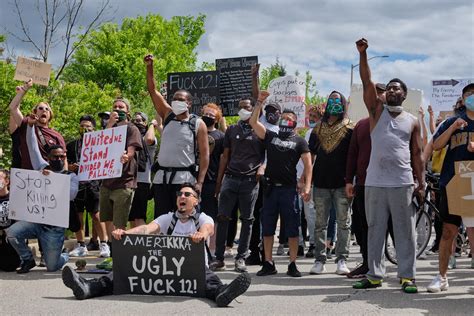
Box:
[137,135,151,173]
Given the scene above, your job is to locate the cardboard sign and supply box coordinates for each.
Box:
[167,71,219,115]
[431,79,473,112]
[14,56,52,86]
[78,125,127,181]
[9,168,70,227]
[216,56,258,116]
[348,83,423,123]
[113,234,206,297]
[447,161,474,217]
[266,75,306,127]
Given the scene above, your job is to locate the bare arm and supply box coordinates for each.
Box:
[251,63,260,100]
[218,116,227,132]
[196,120,210,188]
[423,139,434,165]
[112,221,160,239]
[410,120,425,195]
[144,123,156,146]
[356,39,381,125]
[249,91,270,140]
[418,106,428,148]
[427,105,436,134]
[299,152,313,202]
[433,118,466,150]
[9,79,33,130]
[144,54,172,120]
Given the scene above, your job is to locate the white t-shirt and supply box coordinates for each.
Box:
[153,212,214,265]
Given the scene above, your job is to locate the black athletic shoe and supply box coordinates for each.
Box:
[86,240,100,251]
[347,263,369,279]
[256,261,278,276]
[305,244,315,258]
[62,266,90,300]
[286,261,302,277]
[245,253,262,266]
[16,259,36,274]
[215,272,251,307]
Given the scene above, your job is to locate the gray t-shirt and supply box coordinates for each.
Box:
[365,107,417,187]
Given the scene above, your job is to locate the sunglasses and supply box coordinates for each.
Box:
[37,106,51,111]
[176,191,196,198]
[327,98,342,105]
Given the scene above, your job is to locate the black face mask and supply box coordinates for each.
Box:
[202,116,216,128]
[49,160,64,172]
[278,126,295,139]
[265,112,280,125]
[135,124,147,135]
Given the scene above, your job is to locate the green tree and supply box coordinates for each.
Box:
[304,70,326,105]
[63,14,206,108]
[259,57,286,90]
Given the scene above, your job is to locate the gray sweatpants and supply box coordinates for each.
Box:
[365,186,416,281]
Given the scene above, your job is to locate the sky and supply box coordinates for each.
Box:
[1,0,473,105]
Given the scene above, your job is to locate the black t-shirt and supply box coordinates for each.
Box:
[309,123,353,189]
[264,131,309,186]
[224,123,265,176]
[0,194,21,272]
[11,129,22,169]
[434,112,474,187]
[205,129,225,183]
[66,138,100,195]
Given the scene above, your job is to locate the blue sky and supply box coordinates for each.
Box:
[1,0,473,105]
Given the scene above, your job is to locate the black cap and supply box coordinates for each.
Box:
[264,103,282,112]
[462,83,474,96]
[98,111,110,119]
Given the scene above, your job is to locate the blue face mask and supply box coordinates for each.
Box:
[309,121,317,128]
[465,95,474,111]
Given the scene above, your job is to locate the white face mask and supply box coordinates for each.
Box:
[238,109,252,121]
[171,100,189,115]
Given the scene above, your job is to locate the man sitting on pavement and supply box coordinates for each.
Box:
[62,183,251,307]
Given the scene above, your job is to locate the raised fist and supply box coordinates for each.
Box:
[144,54,154,66]
[452,117,467,130]
[251,63,260,76]
[356,38,368,53]
[427,105,434,115]
[257,90,270,102]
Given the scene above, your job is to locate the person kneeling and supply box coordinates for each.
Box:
[62,183,251,307]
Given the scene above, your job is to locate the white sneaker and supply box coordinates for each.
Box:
[310,261,326,274]
[276,244,285,256]
[427,274,449,293]
[69,245,88,257]
[224,247,234,258]
[99,243,110,258]
[336,259,350,275]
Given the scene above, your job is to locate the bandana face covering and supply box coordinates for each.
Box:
[326,98,344,115]
[175,208,197,220]
[278,119,296,138]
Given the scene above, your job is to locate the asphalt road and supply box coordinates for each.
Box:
[1,241,473,315]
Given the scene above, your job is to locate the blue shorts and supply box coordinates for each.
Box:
[261,186,300,237]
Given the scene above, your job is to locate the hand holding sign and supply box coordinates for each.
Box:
[112,228,127,240]
[120,151,130,164]
[16,78,33,94]
[190,231,205,243]
[356,38,369,53]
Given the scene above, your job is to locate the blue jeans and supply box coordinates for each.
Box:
[215,175,259,261]
[313,187,351,263]
[7,221,68,271]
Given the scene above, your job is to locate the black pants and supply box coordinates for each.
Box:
[352,185,368,263]
[248,181,263,256]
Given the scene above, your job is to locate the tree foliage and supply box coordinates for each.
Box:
[259,57,286,90]
[63,14,206,108]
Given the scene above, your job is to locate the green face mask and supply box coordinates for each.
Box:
[326,101,344,115]
[115,110,127,122]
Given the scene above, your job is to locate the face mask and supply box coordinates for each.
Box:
[326,99,344,115]
[386,105,403,113]
[79,127,85,136]
[309,121,317,128]
[171,100,189,115]
[465,95,474,111]
[135,124,147,135]
[238,109,252,121]
[114,110,127,122]
[265,112,280,125]
[278,119,296,138]
[202,116,216,128]
[49,160,64,172]
[175,208,196,220]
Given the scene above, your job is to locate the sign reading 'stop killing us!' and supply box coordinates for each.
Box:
[113,234,206,297]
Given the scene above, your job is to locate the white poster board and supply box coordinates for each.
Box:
[78,125,127,181]
[9,168,70,228]
[348,83,423,123]
[266,75,306,127]
[431,79,473,112]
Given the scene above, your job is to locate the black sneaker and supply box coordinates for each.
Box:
[305,244,315,258]
[16,259,36,274]
[245,253,262,266]
[86,240,100,251]
[215,272,251,307]
[256,261,277,276]
[353,278,382,289]
[298,245,304,257]
[347,263,369,279]
[209,260,225,271]
[286,261,302,277]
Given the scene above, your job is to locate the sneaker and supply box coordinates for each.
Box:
[62,266,90,300]
[245,252,262,266]
[209,260,225,271]
[224,247,234,258]
[305,244,315,258]
[234,258,247,272]
[16,259,36,274]
[448,256,456,269]
[86,240,100,251]
[276,244,285,256]
[39,256,46,267]
[418,251,427,260]
[336,259,350,275]
[309,261,326,275]
[347,263,369,279]
[69,245,88,257]
[99,243,110,258]
[297,245,304,257]
[353,278,382,289]
[427,274,449,293]
[96,257,113,271]
[215,272,251,307]
[401,279,418,294]
[257,261,277,276]
[287,261,302,277]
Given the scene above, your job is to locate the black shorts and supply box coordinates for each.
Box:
[439,187,462,227]
[74,186,99,213]
[129,182,151,221]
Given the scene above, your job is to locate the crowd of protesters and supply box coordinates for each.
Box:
[0,38,473,305]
